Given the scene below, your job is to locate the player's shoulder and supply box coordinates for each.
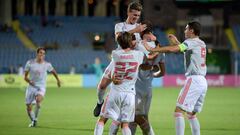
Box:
[44,60,51,64]
[115,22,124,27]
[26,59,35,64]
[131,49,144,56]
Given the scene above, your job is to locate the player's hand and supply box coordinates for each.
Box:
[142,40,153,52]
[135,24,147,33]
[29,80,35,87]
[168,34,180,45]
[112,75,122,85]
[57,80,61,87]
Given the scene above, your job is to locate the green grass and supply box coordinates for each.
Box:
[0,87,239,135]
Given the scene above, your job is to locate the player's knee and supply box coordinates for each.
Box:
[26,105,32,111]
[98,116,108,124]
[175,106,185,113]
[139,121,150,133]
[121,122,129,129]
[187,113,197,120]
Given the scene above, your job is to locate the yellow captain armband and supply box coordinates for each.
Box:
[178,43,187,52]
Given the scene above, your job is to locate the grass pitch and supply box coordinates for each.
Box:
[0,87,239,135]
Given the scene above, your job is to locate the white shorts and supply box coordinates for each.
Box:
[135,87,152,115]
[100,90,135,122]
[102,61,114,79]
[25,85,46,104]
[176,75,208,113]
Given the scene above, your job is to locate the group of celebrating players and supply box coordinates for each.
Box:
[24,1,208,135]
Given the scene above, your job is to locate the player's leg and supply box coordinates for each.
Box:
[94,62,113,117]
[25,87,36,127]
[187,112,200,135]
[94,116,108,135]
[135,91,154,135]
[135,115,151,135]
[142,115,155,135]
[109,120,120,135]
[129,122,137,135]
[174,107,185,135]
[187,77,207,135]
[141,92,155,135]
[121,92,135,135]
[34,94,44,125]
[175,77,193,135]
[121,122,131,135]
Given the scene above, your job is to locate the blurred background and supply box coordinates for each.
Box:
[0,0,239,87]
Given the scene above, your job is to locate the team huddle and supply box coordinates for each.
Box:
[24,1,207,135]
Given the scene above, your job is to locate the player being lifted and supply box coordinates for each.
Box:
[129,21,166,135]
[143,21,207,135]
[94,32,145,135]
[24,47,61,127]
[93,2,146,118]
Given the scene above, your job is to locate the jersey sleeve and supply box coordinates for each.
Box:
[24,60,31,72]
[138,52,145,64]
[47,63,54,72]
[178,42,188,52]
[114,23,123,34]
[179,39,194,52]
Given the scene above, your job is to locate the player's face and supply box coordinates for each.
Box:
[37,49,45,61]
[184,25,193,39]
[127,9,141,24]
[143,33,156,42]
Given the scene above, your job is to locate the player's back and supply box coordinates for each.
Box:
[183,37,207,77]
[111,49,144,94]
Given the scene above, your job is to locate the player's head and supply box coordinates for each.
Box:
[127,1,142,24]
[184,21,201,38]
[140,20,153,40]
[36,47,46,61]
[117,32,134,49]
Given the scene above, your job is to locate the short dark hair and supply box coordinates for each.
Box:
[127,1,143,12]
[117,32,132,49]
[187,21,201,36]
[140,20,153,38]
[36,47,46,53]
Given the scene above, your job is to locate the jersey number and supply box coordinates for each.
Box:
[114,62,138,80]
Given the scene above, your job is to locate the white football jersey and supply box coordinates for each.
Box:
[182,38,207,76]
[24,59,53,88]
[111,49,144,94]
[115,22,141,42]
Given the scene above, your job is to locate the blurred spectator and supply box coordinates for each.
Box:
[70,65,76,75]
[18,64,24,76]
[92,57,104,82]
[9,65,15,74]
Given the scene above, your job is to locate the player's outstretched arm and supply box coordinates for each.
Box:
[128,23,147,34]
[143,41,180,53]
[51,69,61,87]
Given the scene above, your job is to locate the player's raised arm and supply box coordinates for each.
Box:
[51,69,61,87]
